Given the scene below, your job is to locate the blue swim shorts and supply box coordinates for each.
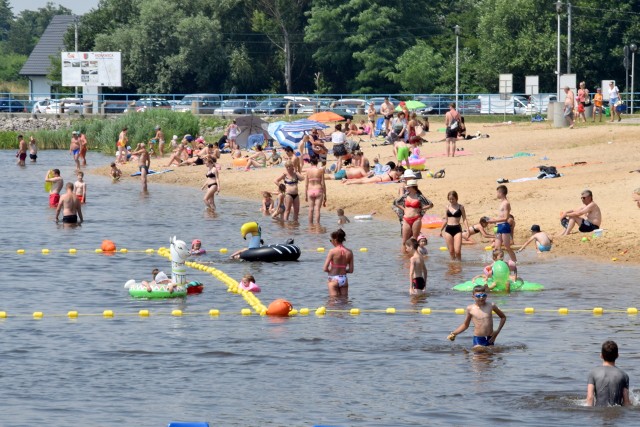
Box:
[537,244,552,252]
[473,336,494,347]
[496,222,511,234]
[334,170,346,180]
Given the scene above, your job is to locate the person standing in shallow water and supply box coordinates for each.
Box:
[323,229,354,298]
[586,340,630,407]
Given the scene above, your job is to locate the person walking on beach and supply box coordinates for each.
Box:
[586,340,630,407]
[608,81,621,122]
[560,189,601,235]
[380,97,394,134]
[367,102,376,139]
[323,229,354,298]
[577,82,589,123]
[445,103,462,157]
[305,156,326,224]
[226,120,239,151]
[117,127,128,164]
[131,143,150,192]
[45,169,63,207]
[55,182,83,225]
[593,88,603,122]
[486,185,517,263]
[563,86,575,129]
[447,285,507,347]
[16,134,27,166]
[440,190,470,261]
[331,124,348,173]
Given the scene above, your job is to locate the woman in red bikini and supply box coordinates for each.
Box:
[323,229,354,298]
[394,180,433,251]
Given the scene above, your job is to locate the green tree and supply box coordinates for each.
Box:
[0,0,12,41]
[388,41,445,93]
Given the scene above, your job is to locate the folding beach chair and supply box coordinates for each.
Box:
[374,117,386,137]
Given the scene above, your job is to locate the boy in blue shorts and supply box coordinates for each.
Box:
[447,285,507,347]
[487,184,517,262]
[517,224,553,253]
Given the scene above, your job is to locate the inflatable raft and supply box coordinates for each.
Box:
[125,280,187,298]
[453,277,544,292]
[239,221,301,262]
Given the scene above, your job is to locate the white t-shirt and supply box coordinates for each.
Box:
[331,131,346,145]
[609,86,619,101]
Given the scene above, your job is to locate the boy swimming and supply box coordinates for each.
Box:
[447,285,507,347]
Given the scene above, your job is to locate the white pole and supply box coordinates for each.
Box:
[454,25,460,108]
[567,2,571,74]
[632,51,636,114]
[74,15,79,99]
[556,2,562,100]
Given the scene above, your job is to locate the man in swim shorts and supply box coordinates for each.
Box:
[447,285,507,347]
[586,340,630,407]
[487,184,517,262]
[55,182,83,225]
[16,134,27,166]
[560,189,601,235]
[132,143,151,192]
[45,169,63,208]
[380,97,394,134]
[563,86,575,129]
[70,131,81,171]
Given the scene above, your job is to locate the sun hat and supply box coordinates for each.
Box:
[530,225,541,232]
[406,179,418,187]
[172,135,178,140]
[402,169,417,179]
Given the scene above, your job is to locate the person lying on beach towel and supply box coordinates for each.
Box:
[343,167,403,185]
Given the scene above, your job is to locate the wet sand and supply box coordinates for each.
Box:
[95,118,640,264]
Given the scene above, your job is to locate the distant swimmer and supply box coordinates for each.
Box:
[586,340,630,407]
[45,169,63,207]
[323,229,354,298]
[74,171,87,204]
[55,182,83,225]
[16,134,27,166]
[447,285,506,347]
[131,142,150,192]
[29,135,38,163]
[336,208,350,226]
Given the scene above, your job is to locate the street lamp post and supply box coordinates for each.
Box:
[454,25,461,108]
[631,43,637,114]
[556,1,563,100]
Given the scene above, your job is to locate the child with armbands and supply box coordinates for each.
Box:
[238,274,261,293]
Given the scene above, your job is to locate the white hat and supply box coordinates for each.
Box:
[406,179,418,187]
[402,169,417,179]
[155,271,169,283]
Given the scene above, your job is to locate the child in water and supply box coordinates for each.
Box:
[74,171,87,204]
[337,208,350,225]
[447,285,507,347]
[471,249,518,292]
[405,238,427,295]
[261,191,273,214]
[110,162,122,181]
[417,234,428,255]
[190,239,206,255]
[517,224,553,253]
[271,184,286,220]
[238,274,261,293]
[142,268,175,292]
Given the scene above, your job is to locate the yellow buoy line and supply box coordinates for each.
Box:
[156,247,269,315]
[6,247,372,255]
[0,306,637,321]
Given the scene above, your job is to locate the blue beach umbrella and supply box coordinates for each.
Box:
[280,119,329,132]
[273,127,305,150]
[267,121,286,139]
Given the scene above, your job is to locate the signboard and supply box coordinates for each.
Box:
[559,73,576,102]
[499,74,513,100]
[525,75,539,95]
[61,52,122,87]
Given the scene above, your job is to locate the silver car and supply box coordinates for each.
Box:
[213,99,258,115]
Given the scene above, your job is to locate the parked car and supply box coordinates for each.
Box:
[44,98,84,114]
[102,100,129,114]
[331,98,366,115]
[0,99,26,113]
[32,99,52,113]
[366,96,401,114]
[296,98,335,115]
[417,100,453,116]
[213,99,258,115]
[124,98,172,113]
[252,98,301,115]
[172,94,222,113]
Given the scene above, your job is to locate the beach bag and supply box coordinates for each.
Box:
[584,96,591,106]
[448,119,458,131]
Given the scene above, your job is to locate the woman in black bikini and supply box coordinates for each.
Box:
[201,157,220,211]
[275,160,304,221]
[440,190,469,261]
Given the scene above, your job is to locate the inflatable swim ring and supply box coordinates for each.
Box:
[239,281,261,293]
[125,280,188,298]
[44,170,53,192]
[239,221,301,262]
[405,157,426,171]
[452,277,544,292]
[421,214,444,229]
[232,158,249,167]
[190,249,207,256]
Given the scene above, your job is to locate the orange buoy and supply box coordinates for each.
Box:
[101,240,117,252]
[266,299,293,316]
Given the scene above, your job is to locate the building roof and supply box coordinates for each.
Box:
[20,15,75,77]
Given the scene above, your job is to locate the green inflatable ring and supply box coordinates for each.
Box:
[453,277,544,292]
[126,281,187,299]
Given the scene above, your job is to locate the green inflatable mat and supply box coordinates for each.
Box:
[453,277,544,292]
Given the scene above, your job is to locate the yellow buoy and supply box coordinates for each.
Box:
[95,248,103,253]
[139,309,150,317]
[67,311,78,318]
[288,309,298,316]
[241,308,252,316]
[315,306,326,316]
[558,307,569,315]
[103,310,114,318]
[299,308,310,315]
[219,248,228,253]
[33,311,43,319]
[68,248,77,254]
[0,311,7,318]
[484,246,493,251]
[421,308,431,315]
[41,249,50,254]
[455,308,465,315]
[171,309,183,317]
[627,307,638,315]
[350,308,360,315]
[593,307,604,315]
[16,249,25,254]
[145,249,155,254]
[119,248,128,253]
[386,307,396,314]
[439,246,447,251]
[209,309,220,316]
[611,257,618,262]
[359,248,368,252]
[524,307,535,314]
[317,247,325,252]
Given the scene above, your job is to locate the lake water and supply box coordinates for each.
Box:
[1,150,639,426]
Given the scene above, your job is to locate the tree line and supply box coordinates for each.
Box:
[3,0,640,95]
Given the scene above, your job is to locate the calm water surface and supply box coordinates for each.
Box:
[1,150,639,426]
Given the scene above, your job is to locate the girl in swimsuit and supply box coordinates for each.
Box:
[271,184,286,220]
[323,229,354,298]
[462,217,494,243]
[305,157,326,224]
[261,191,273,214]
[201,157,220,211]
[394,180,433,251]
[245,145,267,171]
[275,160,304,221]
[440,190,469,261]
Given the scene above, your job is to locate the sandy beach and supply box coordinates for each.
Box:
[96,118,640,264]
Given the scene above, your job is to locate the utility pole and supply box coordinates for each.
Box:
[567,2,572,74]
[556,1,563,100]
[74,15,79,99]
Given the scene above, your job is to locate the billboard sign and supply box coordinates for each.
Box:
[61,52,122,87]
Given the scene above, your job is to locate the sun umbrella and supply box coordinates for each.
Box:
[235,116,269,149]
[280,119,329,132]
[273,127,305,150]
[308,111,345,122]
[394,100,426,111]
[267,121,286,139]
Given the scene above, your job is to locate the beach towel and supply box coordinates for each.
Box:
[130,169,173,177]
